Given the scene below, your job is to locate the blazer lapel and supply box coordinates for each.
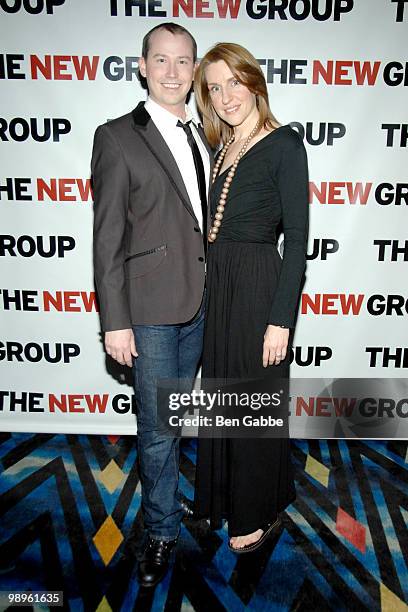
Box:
[195,123,214,230]
[131,103,198,224]
[196,124,214,159]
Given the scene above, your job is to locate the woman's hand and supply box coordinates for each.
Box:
[262,325,289,367]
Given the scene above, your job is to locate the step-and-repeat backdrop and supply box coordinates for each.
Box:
[1,1,407,435]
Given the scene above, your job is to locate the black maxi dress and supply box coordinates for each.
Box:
[194,125,309,536]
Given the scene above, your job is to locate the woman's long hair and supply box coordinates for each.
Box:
[194,43,280,148]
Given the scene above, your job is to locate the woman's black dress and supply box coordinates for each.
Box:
[194,125,309,536]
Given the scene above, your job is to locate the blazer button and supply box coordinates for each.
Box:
[194,227,200,232]
[198,257,204,262]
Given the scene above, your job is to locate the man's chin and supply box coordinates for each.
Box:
[158,90,185,101]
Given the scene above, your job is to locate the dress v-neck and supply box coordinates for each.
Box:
[215,125,289,181]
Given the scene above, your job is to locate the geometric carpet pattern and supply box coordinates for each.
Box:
[1,433,408,611]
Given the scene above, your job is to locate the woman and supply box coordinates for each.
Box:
[193,43,309,552]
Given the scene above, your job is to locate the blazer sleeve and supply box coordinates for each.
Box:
[92,123,132,332]
[268,131,309,328]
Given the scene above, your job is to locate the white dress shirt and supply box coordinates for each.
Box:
[145,96,210,232]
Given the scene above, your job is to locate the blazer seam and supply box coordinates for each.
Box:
[104,122,132,178]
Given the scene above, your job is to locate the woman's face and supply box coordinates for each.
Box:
[205,60,258,131]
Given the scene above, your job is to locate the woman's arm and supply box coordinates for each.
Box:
[268,130,309,329]
[263,129,309,366]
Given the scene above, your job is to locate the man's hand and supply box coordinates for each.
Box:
[262,325,289,367]
[105,329,138,367]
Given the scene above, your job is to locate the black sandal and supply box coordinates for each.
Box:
[228,517,282,554]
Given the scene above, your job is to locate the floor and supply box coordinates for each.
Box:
[0,433,407,611]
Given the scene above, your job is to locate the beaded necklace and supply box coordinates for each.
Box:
[208,121,260,243]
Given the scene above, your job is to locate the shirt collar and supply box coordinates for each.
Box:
[145,96,194,129]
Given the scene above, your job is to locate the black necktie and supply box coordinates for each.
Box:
[177,120,207,252]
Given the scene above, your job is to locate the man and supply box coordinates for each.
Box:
[91,23,211,587]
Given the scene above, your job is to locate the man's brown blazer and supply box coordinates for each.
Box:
[92,101,212,331]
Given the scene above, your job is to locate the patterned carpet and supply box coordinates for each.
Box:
[0,433,407,611]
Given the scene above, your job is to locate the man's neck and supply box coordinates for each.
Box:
[148,97,187,121]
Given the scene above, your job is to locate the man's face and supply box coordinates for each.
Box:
[139,29,195,116]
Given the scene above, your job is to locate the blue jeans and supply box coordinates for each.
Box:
[132,299,204,541]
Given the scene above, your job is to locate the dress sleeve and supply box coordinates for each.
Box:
[268,131,309,328]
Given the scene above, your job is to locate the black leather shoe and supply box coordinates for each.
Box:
[179,495,195,518]
[137,537,176,588]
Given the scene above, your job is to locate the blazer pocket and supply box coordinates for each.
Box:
[124,244,167,278]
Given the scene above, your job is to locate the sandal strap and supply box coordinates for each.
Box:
[229,517,282,553]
